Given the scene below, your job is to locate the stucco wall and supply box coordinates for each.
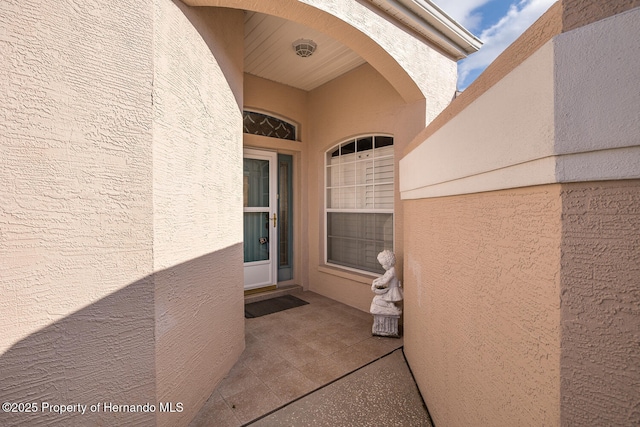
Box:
[1,2,246,426]
[401,5,640,200]
[400,4,640,426]
[562,0,640,31]
[152,3,245,426]
[184,0,459,121]
[0,1,156,426]
[297,0,458,122]
[244,75,308,135]
[401,39,556,199]
[404,187,562,426]
[560,180,640,426]
[554,6,640,157]
[306,64,427,311]
[404,2,563,156]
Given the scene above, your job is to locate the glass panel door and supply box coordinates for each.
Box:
[243,157,270,263]
[277,154,293,281]
[243,149,278,289]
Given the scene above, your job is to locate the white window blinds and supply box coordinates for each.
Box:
[325,136,394,274]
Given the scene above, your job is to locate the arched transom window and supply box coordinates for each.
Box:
[243,110,297,141]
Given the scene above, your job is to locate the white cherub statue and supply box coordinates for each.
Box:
[370,250,403,316]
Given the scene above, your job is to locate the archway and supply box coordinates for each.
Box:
[182,0,427,103]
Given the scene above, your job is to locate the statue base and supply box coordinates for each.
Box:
[372,314,400,338]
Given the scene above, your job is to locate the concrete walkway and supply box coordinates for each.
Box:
[250,349,432,426]
[190,291,432,426]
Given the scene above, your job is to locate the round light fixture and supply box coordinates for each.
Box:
[292,39,317,58]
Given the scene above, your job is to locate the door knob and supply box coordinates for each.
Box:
[272,213,277,228]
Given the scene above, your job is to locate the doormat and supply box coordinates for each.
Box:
[245,295,309,318]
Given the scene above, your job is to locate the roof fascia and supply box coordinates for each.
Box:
[370,0,483,59]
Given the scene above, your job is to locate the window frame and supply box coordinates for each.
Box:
[323,134,395,275]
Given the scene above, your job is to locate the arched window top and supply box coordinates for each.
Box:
[243,110,297,141]
[328,135,393,158]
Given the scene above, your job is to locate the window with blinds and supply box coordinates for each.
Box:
[325,136,394,274]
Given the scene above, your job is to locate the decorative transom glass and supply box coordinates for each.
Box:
[243,111,296,141]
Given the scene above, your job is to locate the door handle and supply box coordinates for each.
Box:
[272,213,277,228]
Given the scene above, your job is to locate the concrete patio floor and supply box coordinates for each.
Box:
[189,291,432,426]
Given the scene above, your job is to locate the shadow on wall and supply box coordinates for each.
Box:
[0,245,244,427]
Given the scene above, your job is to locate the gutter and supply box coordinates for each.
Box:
[368,0,483,59]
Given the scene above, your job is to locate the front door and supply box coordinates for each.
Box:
[243,149,278,290]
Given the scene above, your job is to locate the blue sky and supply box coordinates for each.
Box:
[434,0,558,90]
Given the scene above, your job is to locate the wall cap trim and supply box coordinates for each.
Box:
[401,146,640,199]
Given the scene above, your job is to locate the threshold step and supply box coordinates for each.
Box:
[244,284,303,305]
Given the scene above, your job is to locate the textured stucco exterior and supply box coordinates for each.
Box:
[5,0,638,425]
[401,6,640,199]
[184,0,459,122]
[404,2,563,155]
[0,0,156,425]
[404,187,563,426]
[401,4,640,426]
[403,182,640,427]
[560,180,640,426]
[1,1,244,426]
[554,7,640,155]
[401,39,556,199]
[1,0,459,423]
[152,3,245,426]
[562,0,640,31]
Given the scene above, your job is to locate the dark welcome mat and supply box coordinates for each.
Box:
[245,295,309,318]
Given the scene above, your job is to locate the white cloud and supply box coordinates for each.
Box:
[457,0,557,89]
[436,0,494,31]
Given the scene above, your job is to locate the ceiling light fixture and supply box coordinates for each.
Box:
[292,39,317,58]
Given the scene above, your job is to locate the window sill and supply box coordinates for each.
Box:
[317,264,378,285]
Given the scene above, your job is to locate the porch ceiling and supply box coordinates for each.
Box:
[244,11,366,91]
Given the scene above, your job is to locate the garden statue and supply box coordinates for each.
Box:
[370,250,403,337]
